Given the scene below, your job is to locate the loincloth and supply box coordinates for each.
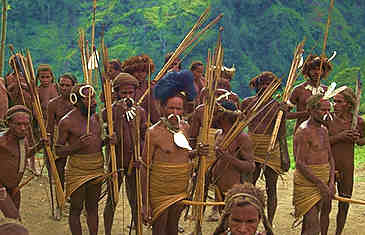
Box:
[293,163,330,219]
[249,133,282,174]
[150,161,192,223]
[65,152,104,198]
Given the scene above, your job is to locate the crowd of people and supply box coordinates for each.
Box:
[0,50,363,235]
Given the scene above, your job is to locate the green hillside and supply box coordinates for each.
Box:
[2,0,365,99]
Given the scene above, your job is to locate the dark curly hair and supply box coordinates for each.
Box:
[302,54,333,80]
[249,71,278,93]
[121,54,155,74]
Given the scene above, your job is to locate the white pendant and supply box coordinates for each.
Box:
[174,131,192,151]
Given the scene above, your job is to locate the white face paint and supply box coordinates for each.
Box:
[323,112,333,121]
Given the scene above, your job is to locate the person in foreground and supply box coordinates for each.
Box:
[213,183,273,235]
[293,94,335,235]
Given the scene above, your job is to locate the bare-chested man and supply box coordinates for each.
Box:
[288,54,332,130]
[240,72,290,228]
[56,84,110,235]
[210,100,256,201]
[293,95,335,235]
[6,55,37,174]
[46,73,77,219]
[103,73,147,235]
[326,88,365,234]
[36,64,59,119]
[141,70,206,235]
[0,105,46,218]
[121,54,160,124]
[190,61,206,106]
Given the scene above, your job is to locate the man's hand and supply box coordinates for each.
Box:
[318,182,331,202]
[80,134,95,147]
[279,102,290,113]
[337,129,360,142]
[196,143,209,157]
[105,132,118,145]
[216,147,230,159]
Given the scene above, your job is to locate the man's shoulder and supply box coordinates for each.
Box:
[59,109,76,126]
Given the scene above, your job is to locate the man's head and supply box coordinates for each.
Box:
[249,71,278,94]
[59,73,77,98]
[36,64,55,87]
[113,73,138,102]
[214,100,239,128]
[121,54,155,82]
[307,94,332,124]
[107,59,122,80]
[334,87,356,114]
[6,105,32,139]
[302,55,333,83]
[70,84,97,116]
[222,65,236,81]
[190,61,204,81]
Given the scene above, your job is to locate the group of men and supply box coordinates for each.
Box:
[0,50,363,235]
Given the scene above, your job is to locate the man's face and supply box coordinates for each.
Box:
[132,71,147,82]
[164,96,184,117]
[8,112,30,139]
[7,79,32,109]
[333,93,351,114]
[38,70,52,87]
[257,77,272,94]
[79,88,97,115]
[228,204,260,235]
[308,66,322,83]
[118,85,136,100]
[192,65,204,80]
[312,100,331,124]
[59,77,74,97]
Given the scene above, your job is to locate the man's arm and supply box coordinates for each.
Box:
[55,118,81,157]
[278,118,290,172]
[46,101,56,145]
[356,117,365,146]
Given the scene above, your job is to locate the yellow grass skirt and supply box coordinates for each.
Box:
[293,163,330,219]
[249,133,282,174]
[65,152,104,198]
[150,161,192,223]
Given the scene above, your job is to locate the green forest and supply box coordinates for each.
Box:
[2,0,365,103]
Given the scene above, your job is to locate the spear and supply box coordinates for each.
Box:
[351,70,362,130]
[0,0,7,76]
[316,0,335,90]
[21,49,65,210]
[100,42,119,206]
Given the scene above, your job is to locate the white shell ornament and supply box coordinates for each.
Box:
[173,131,192,151]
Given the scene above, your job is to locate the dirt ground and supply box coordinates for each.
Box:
[17,160,365,235]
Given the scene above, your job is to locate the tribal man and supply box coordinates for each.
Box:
[56,84,113,235]
[0,105,47,218]
[6,54,37,174]
[209,100,256,205]
[326,88,365,234]
[288,54,333,131]
[293,94,335,235]
[121,54,160,124]
[190,61,206,106]
[103,73,147,235]
[141,70,207,235]
[240,72,290,228]
[46,73,77,219]
[36,64,59,119]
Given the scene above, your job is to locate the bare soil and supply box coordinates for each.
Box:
[18,160,365,235]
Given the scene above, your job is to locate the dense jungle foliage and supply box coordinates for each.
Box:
[3,0,365,107]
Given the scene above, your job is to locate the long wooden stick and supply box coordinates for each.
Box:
[351,70,362,130]
[317,0,335,89]
[334,195,365,205]
[134,110,143,235]
[101,43,119,206]
[0,0,7,77]
[137,7,223,105]
[22,50,65,209]
[267,40,305,154]
[146,63,151,218]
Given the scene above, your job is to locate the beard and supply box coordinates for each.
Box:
[79,101,96,116]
